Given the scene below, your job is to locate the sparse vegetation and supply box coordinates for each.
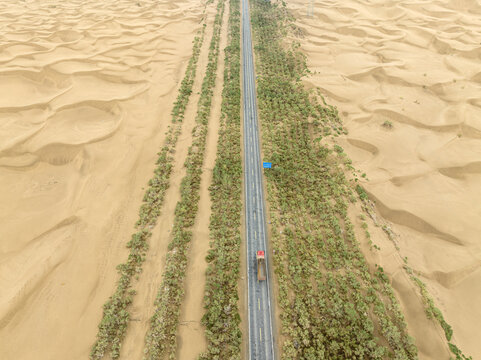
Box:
[382,120,393,129]
[406,267,472,360]
[143,0,226,358]
[89,16,208,360]
[356,184,369,201]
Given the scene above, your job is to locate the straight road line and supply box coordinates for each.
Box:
[241,0,276,358]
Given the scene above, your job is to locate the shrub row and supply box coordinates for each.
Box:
[403,267,472,360]
[250,0,418,358]
[89,21,207,360]
[142,1,226,359]
[199,0,243,358]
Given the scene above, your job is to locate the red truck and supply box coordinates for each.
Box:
[256,250,266,281]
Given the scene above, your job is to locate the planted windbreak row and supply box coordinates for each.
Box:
[200,0,243,358]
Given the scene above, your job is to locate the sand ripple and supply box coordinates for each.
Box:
[0,0,204,358]
[287,0,481,357]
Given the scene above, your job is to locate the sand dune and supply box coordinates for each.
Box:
[0,0,206,358]
[286,0,481,357]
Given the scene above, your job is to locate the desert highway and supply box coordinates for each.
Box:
[242,0,276,358]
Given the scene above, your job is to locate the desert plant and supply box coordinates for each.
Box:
[382,120,393,129]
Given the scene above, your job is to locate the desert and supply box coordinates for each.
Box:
[285,0,481,357]
[0,0,211,358]
[0,0,479,359]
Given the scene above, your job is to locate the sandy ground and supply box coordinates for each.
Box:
[285,0,481,358]
[118,2,217,358]
[0,0,207,359]
[176,3,229,359]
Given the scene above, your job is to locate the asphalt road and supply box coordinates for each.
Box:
[241,0,276,359]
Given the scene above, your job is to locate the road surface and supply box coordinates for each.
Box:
[241,0,276,358]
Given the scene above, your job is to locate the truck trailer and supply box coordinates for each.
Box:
[256,250,266,281]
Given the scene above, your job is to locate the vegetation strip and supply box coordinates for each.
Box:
[403,258,471,359]
[199,0,242,358]
[142,0,226,358]
[89,21,207,360]
[411,274,471,359]
[250,0,419,358]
